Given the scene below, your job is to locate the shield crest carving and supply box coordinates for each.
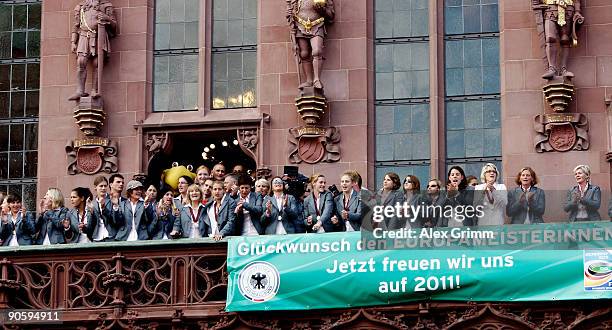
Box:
[298,136,325,164]
[548,123,576,152]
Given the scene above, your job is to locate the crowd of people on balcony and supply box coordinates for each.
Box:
[0,162,610,247]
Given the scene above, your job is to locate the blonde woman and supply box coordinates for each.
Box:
[563,164,601,221]
[35,188,75,245]
[171,184,207,239]
[255,179,270,197]
[473,163,507,226]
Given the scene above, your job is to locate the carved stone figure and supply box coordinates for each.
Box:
[286,0,334,90]
[239,129,258,150]
[533,0,584,80]
[68,0,116,101]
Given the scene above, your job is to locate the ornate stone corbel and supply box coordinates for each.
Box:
[73,97,106,136]
[255,167,272,180]
[66,137,118,175]
[146,133,170,163]
[237,129,258,164]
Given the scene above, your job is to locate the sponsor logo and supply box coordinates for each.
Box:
[584,250,612,291]
[238,261,280,302]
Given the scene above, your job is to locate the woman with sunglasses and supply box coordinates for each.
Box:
[402,175,426,228]
[423,179,445,228]
[473,163,507,226]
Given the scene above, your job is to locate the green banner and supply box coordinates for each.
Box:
[226,225,612,312]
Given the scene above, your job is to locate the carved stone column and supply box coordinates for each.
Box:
[103,253,134,317]
[606,99,612,163]
[0,258,20,309]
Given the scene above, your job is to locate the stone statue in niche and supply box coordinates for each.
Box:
[68,0,116,101]
[533,0,584,80]
[286,0,334,90]
[65,1,119,174]
[286,0,341,164]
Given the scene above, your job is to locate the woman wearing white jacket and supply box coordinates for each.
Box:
[473,163,507,226]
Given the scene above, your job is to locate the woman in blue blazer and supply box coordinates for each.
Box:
[35,188,76,245]
[563,164,601,221]
[303,174,338,233]
[334,172,362,232]
[0,194,36,246]
[171,185,208,239]
[203,181,237,240]
[111,180,156,241]
[151,188,178,240]
[66,187,96,243]
[262,177,299,235]
[506,167,546,224]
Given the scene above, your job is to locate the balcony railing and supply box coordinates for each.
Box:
[0,239,610,329]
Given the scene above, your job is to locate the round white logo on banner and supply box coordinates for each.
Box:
[237,261,280,303]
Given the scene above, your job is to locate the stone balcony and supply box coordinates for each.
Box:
[0,239,610,329]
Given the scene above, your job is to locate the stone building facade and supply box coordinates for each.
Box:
[2,0,611,213]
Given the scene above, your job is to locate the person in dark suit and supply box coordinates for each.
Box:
[262,177,299,234]
[224,174,240,200]
[506,167,546,224]
[202,181,237,240]
[443,166,474,227]
[66,187,96,243]
[403,175,427,228]
[35,188,75,245]
[171,184,208,239]
[150,187,177,240]
[0,194,36,246]
[563,164,601,221]
[423,179,446,228]
[90,175,123,242]
[377,172,405,230]
[303,173,338,233]
[234,175,264,235]
[334,172,361,232]
[108,173,126,204]
[112,180,156,241]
